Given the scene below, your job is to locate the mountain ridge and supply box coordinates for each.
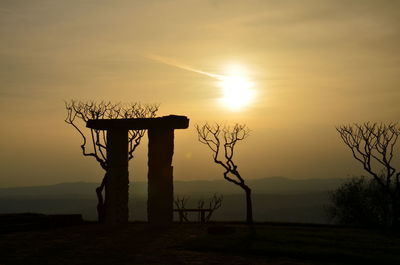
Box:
[0,176,345,223]
[0,176,347,197]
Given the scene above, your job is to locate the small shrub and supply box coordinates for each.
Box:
[326,176,392,227]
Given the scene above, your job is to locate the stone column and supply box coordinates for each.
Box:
[105,129,129,224]
[147,128,174,224]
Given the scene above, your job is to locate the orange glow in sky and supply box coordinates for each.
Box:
[0,0,399,186]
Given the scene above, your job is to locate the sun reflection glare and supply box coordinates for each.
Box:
[218,64,255,111]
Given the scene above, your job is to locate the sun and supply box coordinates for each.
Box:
[218,64,255,111]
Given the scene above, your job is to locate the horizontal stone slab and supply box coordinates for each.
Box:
[86,115,189,130]
[173,209,213,212]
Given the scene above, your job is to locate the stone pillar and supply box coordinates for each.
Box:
[105,129,129,224]
[147,128,174,224]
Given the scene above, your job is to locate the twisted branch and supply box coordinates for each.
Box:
[65,100,159,222]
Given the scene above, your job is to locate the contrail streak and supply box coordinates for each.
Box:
[145,54,224,80]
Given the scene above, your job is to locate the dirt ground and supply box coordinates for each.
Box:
[0,223,314,265]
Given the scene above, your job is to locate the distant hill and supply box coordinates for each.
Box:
[0,177,346,224]
[0,182,97,198]
[174,177,346,195]
[0,177,346,197]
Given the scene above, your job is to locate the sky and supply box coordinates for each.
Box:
[0,0,399,187]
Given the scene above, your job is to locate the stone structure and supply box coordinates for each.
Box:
[87,115,189,224]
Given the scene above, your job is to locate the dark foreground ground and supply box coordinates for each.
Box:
[0,222,399,265]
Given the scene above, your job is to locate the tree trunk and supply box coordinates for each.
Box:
[96,186,105,223]
[396,177,400,229]
[244,186,253,224]
[391,193,399,228]
[392,204,398,228]
[96,173,107,223]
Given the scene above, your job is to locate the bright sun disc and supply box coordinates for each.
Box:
[218,74,255,111]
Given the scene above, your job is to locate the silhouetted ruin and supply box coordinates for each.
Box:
[87,115,189,224]
[65,101,159,223]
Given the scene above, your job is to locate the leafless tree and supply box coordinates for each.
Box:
[65,100,159,222]
[337,122,400,227]
[174,195,190,222]
[197,194,223,222]
[174,194,223,223]
[196,123,253,224]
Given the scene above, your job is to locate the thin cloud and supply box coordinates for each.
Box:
[145,53,223,80]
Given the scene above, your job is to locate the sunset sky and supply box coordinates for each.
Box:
[1,0,399,187]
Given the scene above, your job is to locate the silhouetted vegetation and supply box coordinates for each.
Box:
[337,123,400,228]
[64,101,158,222]
[326,176,391,227]
[196,123,253,224]
[174,195,190,222]
[174,194,223,223]
[197,194,223,222]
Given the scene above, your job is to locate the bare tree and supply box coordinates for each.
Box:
[337,122,400,227]
[65,100,159,222]
[174,194,223,223]
[174,195,190,222]
[196,123,253,224]
[197,194,223,222]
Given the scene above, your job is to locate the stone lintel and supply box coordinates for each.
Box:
[86,115,189,130]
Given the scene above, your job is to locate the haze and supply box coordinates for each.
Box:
[1,0,399,187]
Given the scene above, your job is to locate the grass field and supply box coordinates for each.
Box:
[0,222,399,265]
[184,223,400,265]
